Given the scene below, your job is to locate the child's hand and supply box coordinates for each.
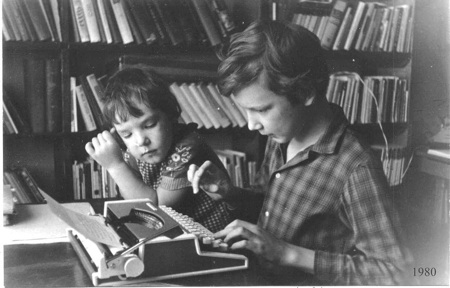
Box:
[85,129,124,170]
[187,161,232,201]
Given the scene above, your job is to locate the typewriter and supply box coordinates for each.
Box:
[68,199,248,286]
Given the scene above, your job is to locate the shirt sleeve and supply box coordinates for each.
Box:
[313,163,415,285]
[158,139,199,191]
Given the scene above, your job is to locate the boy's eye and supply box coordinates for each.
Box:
[256,107,269,113]
[144,121,157,129]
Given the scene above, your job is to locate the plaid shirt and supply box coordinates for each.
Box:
[255,104,414,285]
[124,124,232,233]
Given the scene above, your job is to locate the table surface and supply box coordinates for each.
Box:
[3,242,312,287]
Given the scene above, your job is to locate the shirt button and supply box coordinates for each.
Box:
[275,173,280,179]
[265,211,269,217]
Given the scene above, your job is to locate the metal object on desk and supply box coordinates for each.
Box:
[68,199,248,286]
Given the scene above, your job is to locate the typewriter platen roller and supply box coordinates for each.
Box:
[68,199,248,286]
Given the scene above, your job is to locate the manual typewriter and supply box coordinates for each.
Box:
[68,199,248,286]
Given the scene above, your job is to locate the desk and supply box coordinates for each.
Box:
[3,242,313,287]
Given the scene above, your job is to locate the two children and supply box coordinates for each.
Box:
[85,67,232,232]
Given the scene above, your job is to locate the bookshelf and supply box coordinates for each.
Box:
[1,0,417,195]
[265,0,415,187]
[3,0,262,202]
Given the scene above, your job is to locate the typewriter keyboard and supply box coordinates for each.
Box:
[159,205,229,252]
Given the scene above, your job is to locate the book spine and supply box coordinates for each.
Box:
[23,0,53,41]
[332,7,353,50]
[206,83,238,127]
[126,0,158,44]
[198,83,231,128]
[45,58,62,133]
[81,0,101,42]
[152,0,185,46]
[170,83,205,127]
[86,74,105,111]
[24,58,46,134]
[109,0,133,44]
[191,0,222,47]
[188,83,221,129]
[144,0,170,45]
[120,0,144,45]
[75,85,97,131]
[3,0,23,41]
[321,0,348,50]
[168,83,194,124]
[103,0,122,43]
[91,0,107,43]
[80,76,105,129]
[16,167,46,203]
[38,0,57,41]
[49,0,62,41]
[6,0,30,41]
[70,77,78,132]
[3,103,19,134]
[180,83,213,128]
[96,0,113,43]
[354,3,375,51]
[17,0,39,41]
[343,2,366,50]
[72,0,90,42]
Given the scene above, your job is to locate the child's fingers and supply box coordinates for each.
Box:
[85,142,95,155]
[187,164,200,194]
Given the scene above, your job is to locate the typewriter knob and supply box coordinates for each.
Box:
[124,257,145,278]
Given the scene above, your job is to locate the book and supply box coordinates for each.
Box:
[143,0,170,45]
[170,0,199,46]
[71,0,90,42]
[75,85,97,131]
[125,0,158,45]
[4,0,29,41]
[151,0,185,46]
[80,0,101,42]
[49,0,62,40]
[24,58,46,134]
[180,83,213,128]
[361,3,386,52]
[206,83,242,127]
[427,149,450,160]
[45,58,62,133]
[187,83,220,129]
[121,0,144,45]
[103,0,122,43]
[332,6,353,50]
[321,0,349,50]
[182,0,209,45]
[96,0,113,43]
[91,0,107,43]
[17,0,39,41]
[354,2,376,51]
[70,77,78,132]
[387,5,402,52]
[191,0,222,47]
[14,167,46,204]
[197,83,232,128]
[3,102,19,134]
[80,75,105,129]
[86,74,106,111]
[396,5,411,53]
[169,83,195,125]
[3,91,31,134]
[38,0,59,41]
[2,8,15,41]
[343,1,367,50]
[109,0,133,44]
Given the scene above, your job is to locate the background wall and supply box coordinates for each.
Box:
[410,0,450,146]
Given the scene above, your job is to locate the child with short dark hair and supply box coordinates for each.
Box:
[85,66,232,232]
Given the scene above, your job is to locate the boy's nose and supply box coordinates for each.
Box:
[247,114,263,131]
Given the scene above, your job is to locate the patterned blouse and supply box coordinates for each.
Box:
[123,124,232,232]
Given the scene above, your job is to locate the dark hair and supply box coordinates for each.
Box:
[103,66,181,125]
[217,20,329,104]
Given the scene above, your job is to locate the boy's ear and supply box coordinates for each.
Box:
[304,89,316,106]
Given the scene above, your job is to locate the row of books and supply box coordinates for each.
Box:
[3,0,237,47]
[170,82,247,129]
[3,167,46,204]
[326,72,409,124]
[72,71,248,133]
[72,158,118,200]
[292,0,413,52]
[2,0,61,42]
[372,145,407,187]
[3,57,61,135]
[215,149,257,188]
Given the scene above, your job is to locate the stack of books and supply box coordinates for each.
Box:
[215,149,257,188]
